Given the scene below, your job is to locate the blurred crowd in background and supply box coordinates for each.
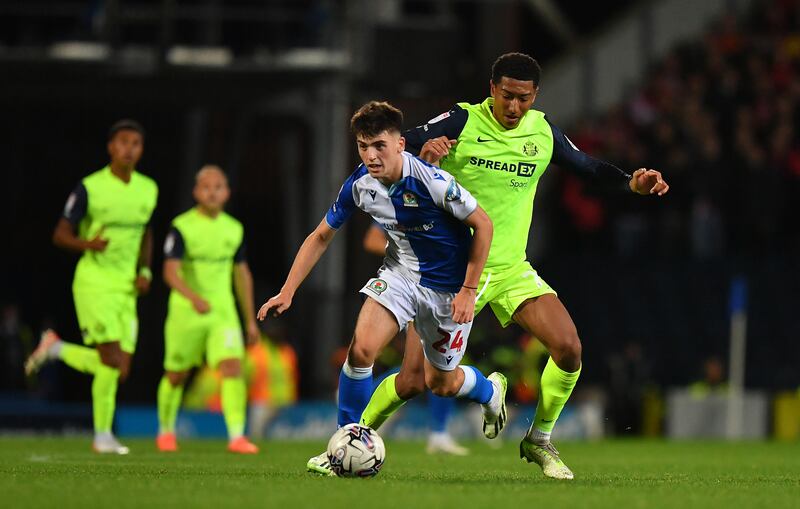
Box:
[561,2,800,259]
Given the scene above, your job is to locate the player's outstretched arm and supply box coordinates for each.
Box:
[257,218,337,320]
[233,261,259,344]
[52,218,108,253]
[451,206,493,324]
[163,258,210,314]
[629,168,669,196]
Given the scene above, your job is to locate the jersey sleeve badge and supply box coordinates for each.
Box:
[445,179,462,202]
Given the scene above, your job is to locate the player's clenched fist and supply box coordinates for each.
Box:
[629,168,669,196]
[451,287,476,324]
[257,292,293,320]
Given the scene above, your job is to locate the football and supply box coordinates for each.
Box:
[326,423,386,478]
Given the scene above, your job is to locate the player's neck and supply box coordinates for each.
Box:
[377,162,404,186]
[109,163,134,183]
[196,205,222,219]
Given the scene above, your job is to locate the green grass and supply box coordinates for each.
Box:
[1,438,798,508]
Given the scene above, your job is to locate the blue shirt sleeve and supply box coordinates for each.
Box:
[547,117,632,182]
[62,183,88,226]
[233,238,246,263]
[324,166,363,229]
[402,106,469,154]
[163,227,185,259]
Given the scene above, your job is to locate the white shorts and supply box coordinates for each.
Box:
[360,267,472,371]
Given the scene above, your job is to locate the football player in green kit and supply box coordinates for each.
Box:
[358,53,669,479]
[26,119,158,454]
[156,165,260,454]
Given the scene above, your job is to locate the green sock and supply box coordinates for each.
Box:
[221,377,247,439]
[92,364,120,433]
[359,374,407,430]
[528,357,581,440]
[157,376,184,434]
[60,343,101,375]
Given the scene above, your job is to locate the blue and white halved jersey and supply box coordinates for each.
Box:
[326,152,478,293]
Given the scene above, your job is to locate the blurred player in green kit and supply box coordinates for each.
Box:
[155,165,260,454]
[26,119,158,454]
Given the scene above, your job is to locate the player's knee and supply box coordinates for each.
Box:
[551,331,582,371]
[347,343,377,368]
[218,359,241,378]
[166,371,188,386]
[98,349,122,369]
[395,371,425,399]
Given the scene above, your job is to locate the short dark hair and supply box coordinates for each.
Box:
[108,119,145,141]
[350,101,403,138]
[491,53,541,86]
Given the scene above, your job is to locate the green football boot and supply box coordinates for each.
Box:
[307,451,335,476]
[519,438,574,480]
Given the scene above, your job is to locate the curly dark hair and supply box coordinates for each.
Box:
[491,52,541,86]
[350,101,403,138]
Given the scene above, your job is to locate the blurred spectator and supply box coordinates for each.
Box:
[565,0,800,260]
[689,355,728,398]
[605,341,653,434]
[183,332,299,438]
[0,304,33,391]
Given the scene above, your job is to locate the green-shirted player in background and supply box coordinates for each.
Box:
[357,53,670,479]
[156,165,260,454]
[26,119,158,454]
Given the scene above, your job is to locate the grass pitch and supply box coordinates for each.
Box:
[1,437,798,509]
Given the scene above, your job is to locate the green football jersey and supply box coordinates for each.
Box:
[164,208,245,312]
[439,98,554,272]
[65,166,159,293]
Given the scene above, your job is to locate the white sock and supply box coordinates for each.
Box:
[49,340,63,359]
[342,360,373,380]
[455,365,477,397]
[526,426,551,444]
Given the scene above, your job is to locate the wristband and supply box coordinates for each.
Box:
[138,266,153,281]
[462,284,478,290]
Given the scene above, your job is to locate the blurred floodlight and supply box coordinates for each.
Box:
[167,46,233,67]
[49,42,110,61]
[273,48,349,70]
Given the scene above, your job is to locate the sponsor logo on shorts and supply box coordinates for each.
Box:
[367,279,388,294]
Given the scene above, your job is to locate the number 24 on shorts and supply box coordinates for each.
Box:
[432,328,464,353]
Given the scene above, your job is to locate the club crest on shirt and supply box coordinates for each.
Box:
[367,279,388,294]
[402,192,419,207]
[445,179,461,202]
[522,140,538,157]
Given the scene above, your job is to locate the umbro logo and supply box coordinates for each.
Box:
[477,136,495,143]
[368,190,377,200]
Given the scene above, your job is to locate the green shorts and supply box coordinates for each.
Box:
[73,291,138,353]
[475,260,556,327]
[164,306,244,372]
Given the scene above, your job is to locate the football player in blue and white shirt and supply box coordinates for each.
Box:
[257,101,507,475]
